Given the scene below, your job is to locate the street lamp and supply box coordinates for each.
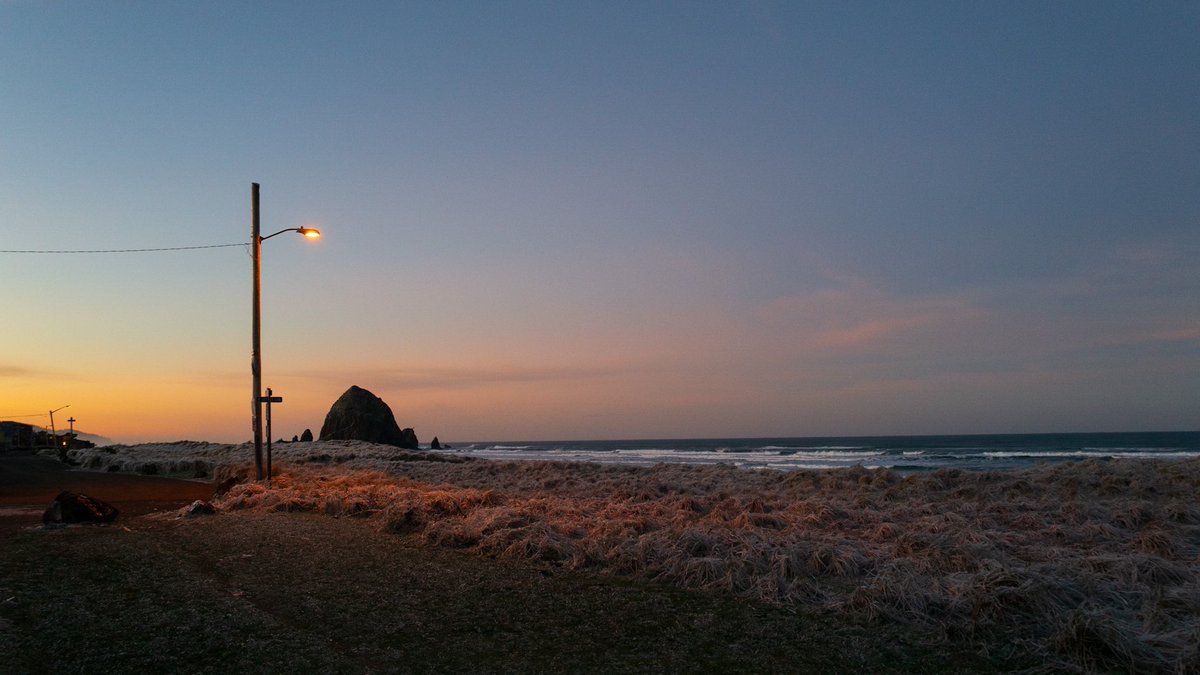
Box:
[251,182,320,481]
[49,405,69,461]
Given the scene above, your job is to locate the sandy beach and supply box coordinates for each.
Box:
[3,443,1198,672]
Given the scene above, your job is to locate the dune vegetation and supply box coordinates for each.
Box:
[61,442,1200,672]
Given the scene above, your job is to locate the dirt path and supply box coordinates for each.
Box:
[0,452,214,531]
[0,510,988,673]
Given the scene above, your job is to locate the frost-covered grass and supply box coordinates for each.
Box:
[53,439,464,479]
[2,512,980,672]
[64,441,1200,672]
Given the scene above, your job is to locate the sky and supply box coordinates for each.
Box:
[1,1,1197,444]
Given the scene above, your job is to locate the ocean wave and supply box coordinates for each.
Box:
[755,462,881,471]
[794,450,886,457]
[440,434,1200,472]
[1082,447,1186,452]
[757,445,865,451]
[889,464,934,472]
[982,450,1200,459]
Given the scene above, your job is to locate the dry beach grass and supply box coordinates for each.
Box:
[1,453,977,674]
[29,442,1200,672]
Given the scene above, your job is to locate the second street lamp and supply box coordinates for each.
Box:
[251,182,320,481]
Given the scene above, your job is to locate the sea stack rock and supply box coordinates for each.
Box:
[430,437,442,450]
[319,385,419,449]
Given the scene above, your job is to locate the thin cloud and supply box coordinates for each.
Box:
[752,281,985,352]
[185,369,246,387]
[1099,324,1200,347]
[0,364,91,382]
[0,365,38,378]
[181,362,651,391]
[1149,326,1200,343]
[292,363,641,390]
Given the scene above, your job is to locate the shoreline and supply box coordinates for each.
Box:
[432,431,1200,473]
[37,430,1200,477]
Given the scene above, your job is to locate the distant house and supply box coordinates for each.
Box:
[0,421,44,449]
[0,421,94,450]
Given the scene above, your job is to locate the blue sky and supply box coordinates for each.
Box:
[2,1,1197,442]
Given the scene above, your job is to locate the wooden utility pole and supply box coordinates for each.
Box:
[248,182,319,482]
[263,387,283,483]
[251,182,264,480]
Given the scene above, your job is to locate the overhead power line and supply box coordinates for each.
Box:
[0,243,248,254]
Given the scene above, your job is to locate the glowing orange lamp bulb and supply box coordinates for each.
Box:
[299,228,321,239]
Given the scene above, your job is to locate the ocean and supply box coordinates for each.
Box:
[432,431,1200,472]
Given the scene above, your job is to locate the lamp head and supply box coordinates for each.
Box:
[298,228,321,239]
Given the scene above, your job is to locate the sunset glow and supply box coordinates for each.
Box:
[1,3,1196,443]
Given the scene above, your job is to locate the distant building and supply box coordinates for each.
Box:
[0,421,43,448]
[0,421,94,450]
